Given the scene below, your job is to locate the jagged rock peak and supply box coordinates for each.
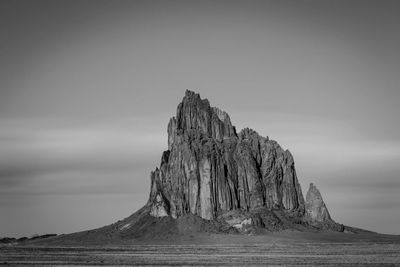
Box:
[180,90,235,137]
[168,90,236,149]
[305,183,332,222]
[149,90,305,221]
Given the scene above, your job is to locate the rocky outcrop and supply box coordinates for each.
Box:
[305,183,332,222]
[148,90,305,221]
[304,183,344,231]
[30,91,372,247]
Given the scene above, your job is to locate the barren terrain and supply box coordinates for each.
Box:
[2,231,400,266]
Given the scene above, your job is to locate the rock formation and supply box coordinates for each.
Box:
[145,90,344,232]
[304,183,344,231]
[148,90,308,221]
[36,90,373,246]
[305,183,332,222]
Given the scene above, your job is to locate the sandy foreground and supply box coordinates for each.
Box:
[1,231,400,266]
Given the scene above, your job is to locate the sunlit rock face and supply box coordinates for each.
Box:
[148,90,305,220]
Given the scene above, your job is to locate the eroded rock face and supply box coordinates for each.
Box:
[150,194,169,217]
[148,90,306,220]
[305,183,332,222]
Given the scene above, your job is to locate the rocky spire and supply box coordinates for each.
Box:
[149,90,305,220]
[167,90,236,150]
[305,183,332,222]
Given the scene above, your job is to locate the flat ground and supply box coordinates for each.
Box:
[1,232,400,266]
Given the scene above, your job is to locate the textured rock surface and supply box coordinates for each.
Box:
[148,90,305,221]
[305,183,332,222]
[304,183,344,231]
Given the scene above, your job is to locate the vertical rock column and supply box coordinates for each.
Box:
[305,183,332,222]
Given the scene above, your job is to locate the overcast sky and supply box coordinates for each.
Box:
[1,0,400,236]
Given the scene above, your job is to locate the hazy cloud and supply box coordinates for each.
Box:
[0,118,165,192]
